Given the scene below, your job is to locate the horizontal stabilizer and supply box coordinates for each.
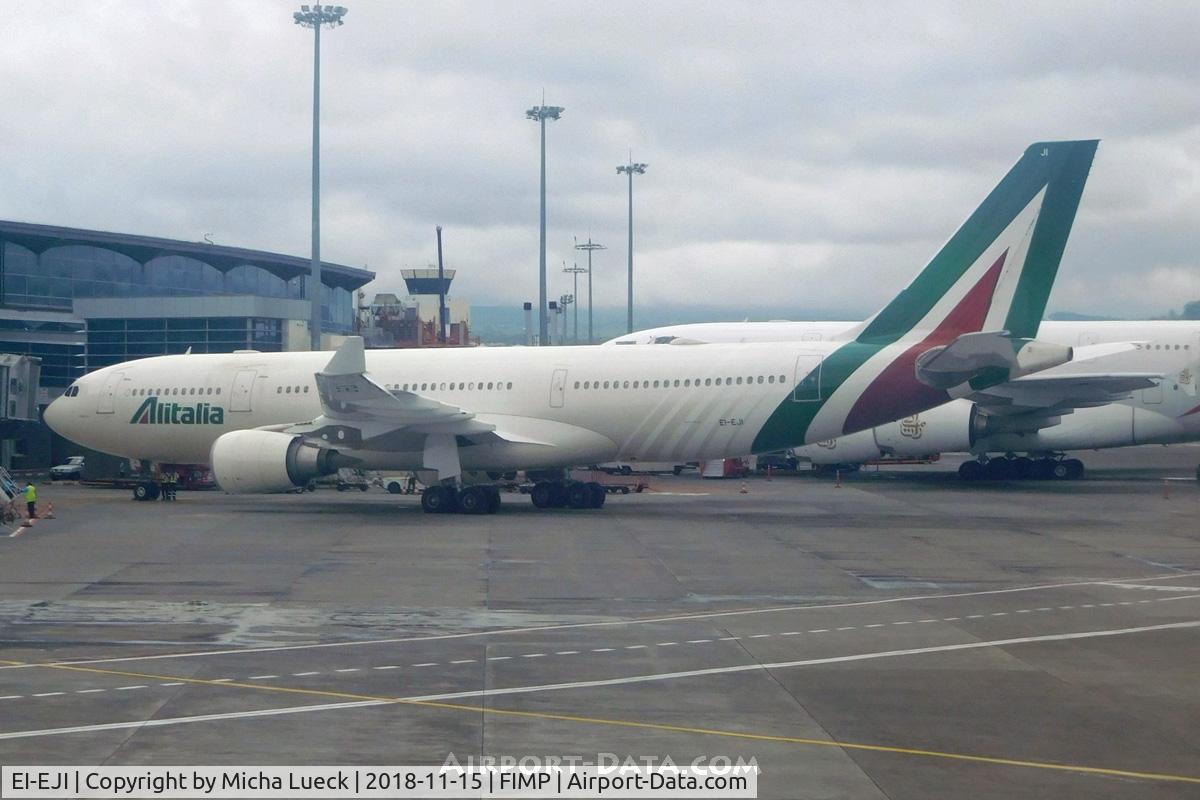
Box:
[916,331,1072,389]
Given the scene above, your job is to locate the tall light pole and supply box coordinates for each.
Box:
[526,102,564,346]
[563,259,587,343]
[616,159,647,334]
[574,237,605,344]
[294,4,348,352]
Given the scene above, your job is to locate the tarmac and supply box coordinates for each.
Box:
[1,445,1199,799]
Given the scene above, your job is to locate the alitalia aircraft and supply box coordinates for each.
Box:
[46,140,1097,513]
[608,319,1200,479]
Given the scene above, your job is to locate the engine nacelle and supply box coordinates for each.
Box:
[873,400,981,456]
[211,430,340,494]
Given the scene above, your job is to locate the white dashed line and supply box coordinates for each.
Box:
[412,663,437,668]
[520,654,545,659]
[657,642,678,647]
[779,631,801,636]
[0,695,23,700]
[211,679,232,683]
[991,612,1008,617]
[686,639,713,644]
[718,636,741,641]
[372,665,399,671]
[808,629,829,633]
[248,675,278,680]
[836,627,856,631]
[917,619,938,623]
[115,685,147,691]
[864,624,885,628]
[489,656,512,661]
[624,645,647,650]
[160,682,183,687]
[448,660,475,665]
[75,689,105,694]
[940,618,958,622]
[555,651,580,655]
[292,672,320,677]
[334,668,361,673]
[748,634,772,639]
[592,648,615,653]
[32,692,64,697]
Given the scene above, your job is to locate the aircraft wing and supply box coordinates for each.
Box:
[280,338,518,449]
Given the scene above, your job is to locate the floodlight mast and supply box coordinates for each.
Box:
[293,4,348,351]
[526,103,563,345]
[616,160,647,334]
[574,237,605,344]
[563,258,587,343]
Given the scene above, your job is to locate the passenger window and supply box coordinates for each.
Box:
[736,377,743,385]
[506,382,513,389]
[779,375,786,384]
[277,386,283,394]
[487,382,494,390]
[705,378,712,386]
[603,381,610,389]
[768,375,775,384]
[756,376,763,384]
[673,380,680,387]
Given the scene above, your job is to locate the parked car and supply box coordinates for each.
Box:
[50,455,85,480]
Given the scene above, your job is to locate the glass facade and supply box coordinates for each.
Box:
[1,242,355,333]
[86,317,283,370]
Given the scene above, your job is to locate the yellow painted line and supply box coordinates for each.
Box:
[2,658,1198,785]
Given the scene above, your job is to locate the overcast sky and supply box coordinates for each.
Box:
[2,1,1198,318]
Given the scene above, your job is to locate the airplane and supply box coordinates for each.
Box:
[45,140,1098,512]
[606,319,1200,479]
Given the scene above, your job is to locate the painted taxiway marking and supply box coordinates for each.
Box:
[9,594,1198,698]
[8,570,1196,670]
[2,623,1200,787]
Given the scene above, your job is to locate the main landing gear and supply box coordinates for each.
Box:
[420,484,502,515]
[958,455,1084,481]
[529,480,607,510]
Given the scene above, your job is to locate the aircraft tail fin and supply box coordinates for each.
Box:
[841,140,1098,345]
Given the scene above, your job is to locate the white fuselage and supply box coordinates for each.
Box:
[48,341,859,469]
[609,321,1200,458]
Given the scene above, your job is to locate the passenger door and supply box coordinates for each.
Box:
[97,371,125,414]
[793,354,823,402]
[549,368,567,408]
[230,369,258,412]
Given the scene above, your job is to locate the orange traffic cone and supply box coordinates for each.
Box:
[43,502,55,519]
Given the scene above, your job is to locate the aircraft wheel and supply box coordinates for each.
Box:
[566,482,593,509]
[1049,460,1070,480]
[486,486,502,514]
[458,486,488,514]
[421,485,456,514]
[1063,458,1084,480]
[957,461,983,481]
[588,482,606,508]
[984,458,1013,480]
[530,482,554,509]
[1012,457,1035,480]
[387,481,402,494]
[548,482,568,507]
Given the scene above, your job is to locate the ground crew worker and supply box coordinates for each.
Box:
[406,473,417,494]
[24,482,37,519]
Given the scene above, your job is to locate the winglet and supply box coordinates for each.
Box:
[321,336,366,376]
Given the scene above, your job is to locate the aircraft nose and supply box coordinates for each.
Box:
[43,395,67,435]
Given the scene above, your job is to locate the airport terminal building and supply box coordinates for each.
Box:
[0,219,374,395]
[0,219,374,467]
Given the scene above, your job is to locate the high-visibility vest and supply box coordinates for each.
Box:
[25,484,37,502]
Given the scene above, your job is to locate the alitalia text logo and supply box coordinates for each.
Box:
[130,396,226,425]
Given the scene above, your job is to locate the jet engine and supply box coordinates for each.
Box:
[210,430,340,493]
[798,401,988,465]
